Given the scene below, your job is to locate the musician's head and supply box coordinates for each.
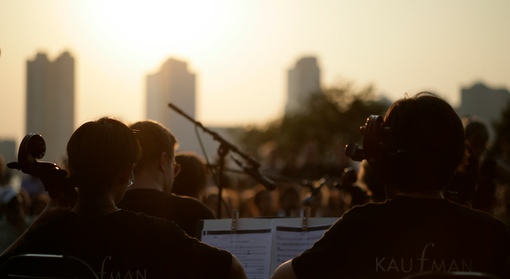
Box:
[66,117,141,193]
[129,120,179,193]
[375,92,465,193]
[129,120,178,171]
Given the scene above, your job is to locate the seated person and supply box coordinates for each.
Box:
[272,92,510,279]
[0,188,30,253]
[118,120,215,237]
[0,117,246,279]
[445,118,489,207]
[172,151,209,201]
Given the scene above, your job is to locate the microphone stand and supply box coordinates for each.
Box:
[216,142,228,218]
[168,103,266,217]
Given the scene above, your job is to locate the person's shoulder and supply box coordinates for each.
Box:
[169,193,205,206]
[17,211,76,245]
[116,209,173,225]
[169,193,197,200]
[464,206,510,232]
[169,193,216,218]
[116,209,188,236]
[430,199,510,238]
[342,200,387,217]
[32,211,76,228]
[122,188,166,200]
[328,201,385,229]
[441,198,504,219]
[119,188,170,209]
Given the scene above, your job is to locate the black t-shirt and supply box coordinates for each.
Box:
[292,196,510,279]
[119,189,215,237]
[0,210,232,279]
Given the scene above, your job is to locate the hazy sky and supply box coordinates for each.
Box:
[1,0,510,144]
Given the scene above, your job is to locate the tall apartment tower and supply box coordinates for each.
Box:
[457,82,510,143]
[146,58,198,152]
[285,56,321,115]
[26,51,75,163]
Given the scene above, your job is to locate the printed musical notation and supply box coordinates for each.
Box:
[273,226,331,269]
[201,228,272,279]
[199,217,337,279]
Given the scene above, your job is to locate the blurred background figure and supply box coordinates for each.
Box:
[0,155,12,188]
[322,168,370,217]
[20,175,47,204]
[446,118,489,207]
[356,160,387,203]
[171,152,209,201]
[204,186,239,219]
[464,118,491,158]
[276,185,301,217]
[239,185,277,218]
[473,127,510,218]
[338,167,370,209]
[475,134,510,224]
[0,188,30,253]
[253,187,277,217]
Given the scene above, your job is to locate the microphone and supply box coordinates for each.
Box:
[243,166,277,191]
[230,156,276,191]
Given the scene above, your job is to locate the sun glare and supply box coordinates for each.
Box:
[85,1,221,56]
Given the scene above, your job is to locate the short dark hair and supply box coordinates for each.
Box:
[67,117,141,186]
[173,152,207,197]
[383,92,465,192]
[129,120,178,172]
[464,119,489,149]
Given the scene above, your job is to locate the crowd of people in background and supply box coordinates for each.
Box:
[0,161,49,252]
[1,93,510,278]
[2,112,510,242]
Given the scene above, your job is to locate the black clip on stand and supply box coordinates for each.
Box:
[168,103,275,218]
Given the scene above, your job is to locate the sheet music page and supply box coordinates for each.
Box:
[269,217,337,274]
[200,219,274,279]
[199,218,338,279]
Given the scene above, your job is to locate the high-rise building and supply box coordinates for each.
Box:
[457,82,510,143]
[285,56,321,115]
[146,58,198,152]
[26,51,75,163]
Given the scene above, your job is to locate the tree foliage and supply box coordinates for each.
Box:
[235,82,390,180]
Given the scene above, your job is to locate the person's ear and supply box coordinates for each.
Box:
[120,164,135,186]
[159,152,170,172]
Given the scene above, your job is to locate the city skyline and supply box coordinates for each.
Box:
[1,1,510,146]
